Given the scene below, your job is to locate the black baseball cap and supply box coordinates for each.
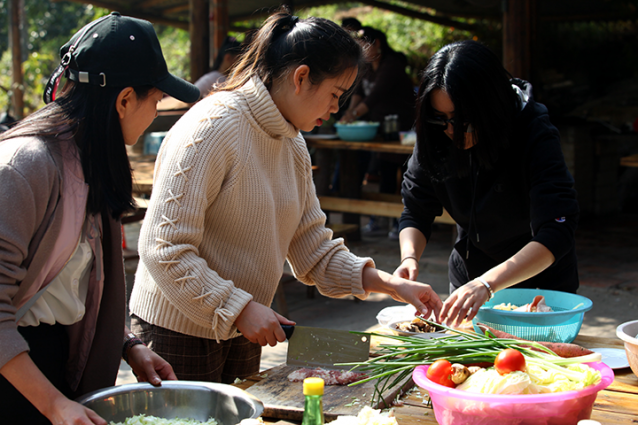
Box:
[44,12,199,104]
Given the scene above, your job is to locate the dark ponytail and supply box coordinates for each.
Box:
[222,10,364,92]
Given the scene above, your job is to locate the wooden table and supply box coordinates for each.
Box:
[305,137,415,155]
[129,153,157,196]
[620,153,638,167]
[305,137,454,238]
[234,334,638,425]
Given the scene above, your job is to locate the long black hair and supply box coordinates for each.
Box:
[0,82,153,219]
[415,40,519,179]
[222,10,365,94]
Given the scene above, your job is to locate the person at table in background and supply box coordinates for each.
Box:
[342,16,362,33]
[394,40,579,326]
[0,12,199,425]
[194,36,242,98]
[129,10,442,384]
[340,27,416,238]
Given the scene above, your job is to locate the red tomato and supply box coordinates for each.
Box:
[494,349,526,375]
[426,359,456,388]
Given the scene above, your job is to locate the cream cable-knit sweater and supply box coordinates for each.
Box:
[130,76,374,342]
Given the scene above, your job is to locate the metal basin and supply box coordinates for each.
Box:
[76,381,264,424]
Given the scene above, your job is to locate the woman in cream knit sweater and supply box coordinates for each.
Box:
[130,11,442,383]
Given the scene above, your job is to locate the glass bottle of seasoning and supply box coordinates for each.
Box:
[383,114,399,141]
[301,377,324,425]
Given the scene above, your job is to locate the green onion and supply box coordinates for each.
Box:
[336,319,602,406]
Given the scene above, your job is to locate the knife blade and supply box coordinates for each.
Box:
[281,325,370,370]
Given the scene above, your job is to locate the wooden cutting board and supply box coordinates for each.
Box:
[246,364,413,421]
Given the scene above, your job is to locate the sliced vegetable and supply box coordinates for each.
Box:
[494,349,526,375]
[456,362,602,395]
[426,359,456,388]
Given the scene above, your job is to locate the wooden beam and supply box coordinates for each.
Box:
[138,0,168,8]
[10,0,24,119]
[163,4,190,15]
[189,0,209,82]
[359,0,480,31]
[502,0,537,81]
[56,0,189,30]
[212,0,229,69]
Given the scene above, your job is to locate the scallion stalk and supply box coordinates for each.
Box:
[337,319,602,405]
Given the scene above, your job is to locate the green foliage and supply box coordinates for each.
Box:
[0,1,189,115]
[0,1,108,114]
[154,24,191,81]
[296,2,483,84]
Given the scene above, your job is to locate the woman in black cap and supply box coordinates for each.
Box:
[395,40,579,326]
[0,12,199,425]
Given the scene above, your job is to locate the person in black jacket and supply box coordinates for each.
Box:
[395,40,579,326]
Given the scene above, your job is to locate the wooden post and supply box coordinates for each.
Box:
[211,0,229,69]
[502,0,537,81]
[9,0,24,119]
[189,0,209,83]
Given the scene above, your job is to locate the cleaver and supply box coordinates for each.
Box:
[281,325,370,370]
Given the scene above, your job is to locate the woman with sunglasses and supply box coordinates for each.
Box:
[394,40,579,326]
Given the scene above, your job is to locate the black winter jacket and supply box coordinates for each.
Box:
[400,80,579,293]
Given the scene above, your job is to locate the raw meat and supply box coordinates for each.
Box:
[287,367,367,385]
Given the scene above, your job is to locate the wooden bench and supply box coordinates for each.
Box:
[318,194,456,225]
[621,154,638,167]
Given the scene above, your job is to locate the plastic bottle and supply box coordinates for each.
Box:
[301,377,324,425]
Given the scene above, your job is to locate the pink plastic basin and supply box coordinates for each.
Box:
[413,362,614,425]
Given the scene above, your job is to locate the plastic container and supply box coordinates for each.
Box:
[143,131,168,155]
[472,288,592,343]
[413,362,614,425]
[616,319,638,378]
[334,122,379,141]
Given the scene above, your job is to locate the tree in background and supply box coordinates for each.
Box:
[0,0,191,116]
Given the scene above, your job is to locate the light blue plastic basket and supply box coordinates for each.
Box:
[472,288,592,343]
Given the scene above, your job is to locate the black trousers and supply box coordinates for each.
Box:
[0,323,70,425]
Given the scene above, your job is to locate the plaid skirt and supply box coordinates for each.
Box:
[130,315,261,384]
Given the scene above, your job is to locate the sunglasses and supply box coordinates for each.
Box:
[426,116,474,133]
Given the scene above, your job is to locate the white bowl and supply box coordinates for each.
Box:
[616,319,638,378]
[387,319,448,339]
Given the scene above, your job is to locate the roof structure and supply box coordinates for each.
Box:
[66,0,638,31]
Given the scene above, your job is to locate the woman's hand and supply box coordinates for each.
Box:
[393,257,419,281]
[0,352,107,424]
[392,278,443,320]
[47,397,107,425]
[235,301,296,347]
[363,267,442,319]
[127,345,177,386]
[438,279,490,326]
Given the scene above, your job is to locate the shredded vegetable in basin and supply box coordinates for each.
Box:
[109,415,218,425]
